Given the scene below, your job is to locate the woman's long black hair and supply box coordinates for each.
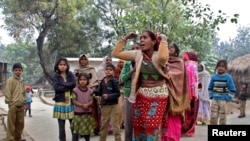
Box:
[54,57,70,73]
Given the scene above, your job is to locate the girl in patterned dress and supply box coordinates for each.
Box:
[71,73,95,141]
[74,54,101,135]
[53,58,76,141]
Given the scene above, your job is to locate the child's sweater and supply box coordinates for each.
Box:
[26,91,33,103]
[208,73,236,102]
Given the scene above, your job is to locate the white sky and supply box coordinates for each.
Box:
[0,0,249,45]
[0,10,15,45]
[199,0,250,41]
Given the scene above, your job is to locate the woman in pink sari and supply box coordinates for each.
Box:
[181,51,199,137]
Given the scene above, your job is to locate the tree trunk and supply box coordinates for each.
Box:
[36,0,59,86]
[36,30,54,86]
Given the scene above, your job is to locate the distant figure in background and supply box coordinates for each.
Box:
[5,63,26,141]
[25,85,33,117]
[114,59,124,80]
[209,59,236,125]
[71,73,95,141]
[197,63,211,125]
[52,58,76,141]
[96,56,113,82]
[238,82,248,118]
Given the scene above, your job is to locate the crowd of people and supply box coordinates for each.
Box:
[4,29,248,141]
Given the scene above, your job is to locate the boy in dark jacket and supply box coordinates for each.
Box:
[238,82,248,118]
[96,64,122,141]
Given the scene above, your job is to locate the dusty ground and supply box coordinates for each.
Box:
[227,99,250,115]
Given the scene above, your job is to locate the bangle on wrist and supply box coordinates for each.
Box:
[121,38,127,42]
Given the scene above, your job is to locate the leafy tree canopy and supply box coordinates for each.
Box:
[0,0,239,85]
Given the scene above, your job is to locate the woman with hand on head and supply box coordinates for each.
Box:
[112,30,169,140]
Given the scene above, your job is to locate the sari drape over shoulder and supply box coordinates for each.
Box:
[162,56,190,141]
[166,56,190,115]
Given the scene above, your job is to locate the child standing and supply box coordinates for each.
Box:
[5,63,26,141]
[238,82,248,118]
[74,54,101,135]
[52,58,76,141]
[71,73,95,141]
[96,64,122,141]
[25,85,33,117]
[208,60,236,125]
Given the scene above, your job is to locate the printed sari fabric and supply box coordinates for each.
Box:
[132,84,169,141]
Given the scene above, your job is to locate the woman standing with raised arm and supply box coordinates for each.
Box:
[112,30,169,140]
